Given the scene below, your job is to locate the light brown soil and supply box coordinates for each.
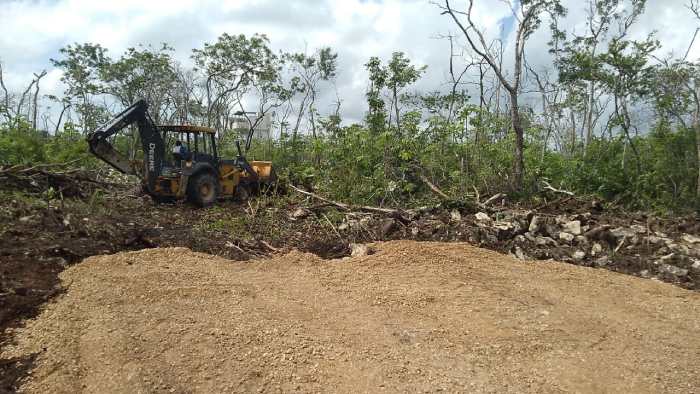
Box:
[3,241,699,393]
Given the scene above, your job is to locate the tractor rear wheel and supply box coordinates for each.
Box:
[188,173,218,207]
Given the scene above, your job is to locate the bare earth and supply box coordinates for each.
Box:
[3,241,699,393]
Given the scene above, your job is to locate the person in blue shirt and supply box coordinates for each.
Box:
[172,140,188,167]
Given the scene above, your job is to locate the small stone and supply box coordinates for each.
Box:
[668,243,690,255]
[350,243,370,257]
[658,253,675,262]
[513,247,526,260]
[691,260,700,271]
[524,232,537,242]
[554,215,568,225]
[544,223,560,239]
[630,224,647,234]
[19,216,32,223]
[514,235,526,244]
[646,236,667,245]
[510,220,524,235]
[559,232,575,243]
[681,234,700,244]
[594,256,609,267]
[561,220,582,236]
[475,212,491,222]
[659,264,689,277]
[410,227,419,236]
[611,227,635,240]
[337,223,349,231]
[572,250,586,261]
[528,216,541,233]
[450,209,462,222]
[493,222,514,231]
[290,208,310,220]
[379,218,396,238]
[591,243,603,256]
[535,236,557,247]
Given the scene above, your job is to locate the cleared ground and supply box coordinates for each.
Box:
[3,241,699,393]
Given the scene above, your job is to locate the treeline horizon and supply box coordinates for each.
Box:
[1,0,699,212]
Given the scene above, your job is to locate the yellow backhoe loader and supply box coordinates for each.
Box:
[87,99,276,206]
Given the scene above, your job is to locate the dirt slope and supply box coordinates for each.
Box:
[3,241,699,393]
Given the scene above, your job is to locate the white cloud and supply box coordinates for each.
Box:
[0,0,697,125]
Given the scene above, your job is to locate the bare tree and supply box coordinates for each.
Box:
[438,0,565,191]
[686,0,700,197]
[0,62,11,123]
[47,95,72,134]
[442,33,478,123]
[0,63,47,129]
[31,71,47,129]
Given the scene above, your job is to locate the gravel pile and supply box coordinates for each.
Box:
[3,241,699,393]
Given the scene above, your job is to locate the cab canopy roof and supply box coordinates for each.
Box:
[159,125,216,134]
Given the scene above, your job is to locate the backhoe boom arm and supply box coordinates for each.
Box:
[87,99,165,192]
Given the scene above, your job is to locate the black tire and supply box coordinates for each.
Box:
[234,184,251,202]
[149,194,175,204]
[260,168,279,195]
[188,172,219,207]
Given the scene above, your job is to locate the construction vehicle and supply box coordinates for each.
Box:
[87,99,276,206]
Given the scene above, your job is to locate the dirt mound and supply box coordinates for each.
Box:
[3,241,700,393]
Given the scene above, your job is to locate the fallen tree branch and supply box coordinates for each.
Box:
[289,184,408,220]
[483,193,506,207]
[542,180,574,196]
[417,173,450,200]
[289,185,350,211]
[260,240,280,253]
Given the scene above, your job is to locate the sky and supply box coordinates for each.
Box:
[1,0,699,126]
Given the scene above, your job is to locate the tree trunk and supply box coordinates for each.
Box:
[54,103,71,135]
[570,109,577,155]
[510,91,524,192]
[694,107,700,198]
[616,96,641,176]
[292,92,309,161]
[585,81,595,146]
[309,89,321,167]
[696,123,700,198]
[393,86,400,133]
[476,64,485,171]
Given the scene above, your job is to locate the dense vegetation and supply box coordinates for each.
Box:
[1,0,699,212]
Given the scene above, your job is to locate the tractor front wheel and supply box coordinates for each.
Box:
[188,173,219,207]
[234,184,251,202]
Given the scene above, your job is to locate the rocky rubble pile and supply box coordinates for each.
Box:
[332,204,699,289]
[469,210,700,286]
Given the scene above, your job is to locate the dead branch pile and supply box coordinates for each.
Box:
[0,161,133,199]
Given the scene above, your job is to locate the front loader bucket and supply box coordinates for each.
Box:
[251,161,273,180]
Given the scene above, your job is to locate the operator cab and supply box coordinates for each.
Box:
[159,125,218,172]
